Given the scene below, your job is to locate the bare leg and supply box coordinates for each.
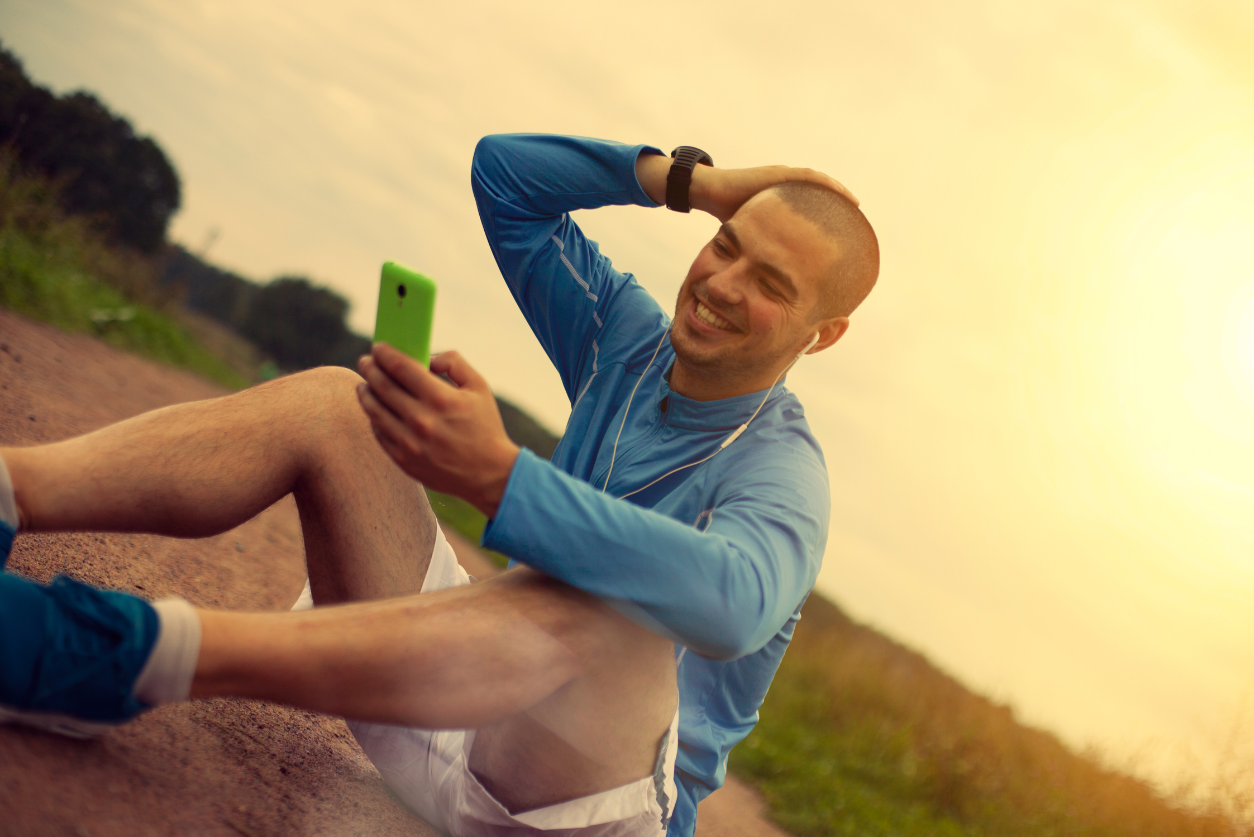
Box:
[193,567,678,812]
[3,368,676,811]
[1,367,436,603]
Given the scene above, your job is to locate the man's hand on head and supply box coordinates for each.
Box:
[693,164,859,222]
[635,151,858,223]
[356,344,520,519]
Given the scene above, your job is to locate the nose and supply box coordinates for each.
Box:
[705,262,747,305]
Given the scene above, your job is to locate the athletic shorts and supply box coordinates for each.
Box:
[344,527,680,836]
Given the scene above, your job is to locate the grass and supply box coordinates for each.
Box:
[0,151,248,389]
[735,676,979,837]
[732,593,1239,837]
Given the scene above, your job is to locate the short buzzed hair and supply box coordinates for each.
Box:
[766,182,880,319]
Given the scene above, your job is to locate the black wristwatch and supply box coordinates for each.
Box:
[666,146,714,213]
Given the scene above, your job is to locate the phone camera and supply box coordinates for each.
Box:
[397,284,407,298]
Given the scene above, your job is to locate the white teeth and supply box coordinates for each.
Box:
[695,301,733,331]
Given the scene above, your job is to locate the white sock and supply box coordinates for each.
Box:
[0,454,18,531]
[132,598,202,705]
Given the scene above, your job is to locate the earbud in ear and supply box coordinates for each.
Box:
[790,333,819,365]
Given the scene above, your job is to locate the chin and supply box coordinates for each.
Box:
[668,323,705,362]
[671,333,732,372]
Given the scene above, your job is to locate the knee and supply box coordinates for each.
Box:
[288,365,365,394]
[283,365,366,422]
[495,569,675,671]
[272,366,368,439]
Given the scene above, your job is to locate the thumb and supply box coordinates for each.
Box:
[430,350,487,391]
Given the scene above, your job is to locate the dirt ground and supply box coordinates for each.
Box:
[0,308,787,836]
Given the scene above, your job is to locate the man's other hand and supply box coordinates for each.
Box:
[635,151,858,223]
[693,164,859,222]
[357,345,520,518]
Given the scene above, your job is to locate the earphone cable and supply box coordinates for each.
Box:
[601,328,670,493]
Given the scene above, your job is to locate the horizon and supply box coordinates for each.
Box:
[3,0,1252,792]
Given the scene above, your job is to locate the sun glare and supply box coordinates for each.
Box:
[1017,101,1254,572]
[1097,156,1254,564]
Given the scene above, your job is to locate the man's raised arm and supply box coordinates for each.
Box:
[471,134,664,403]
[472,133,857,404]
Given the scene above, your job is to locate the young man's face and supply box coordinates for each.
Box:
[670,192,844,397]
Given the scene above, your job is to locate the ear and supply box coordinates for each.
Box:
[805,316,850,354]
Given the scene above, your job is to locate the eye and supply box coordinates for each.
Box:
[712,239,730,256]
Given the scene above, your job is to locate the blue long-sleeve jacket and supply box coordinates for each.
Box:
[473,134,830,836]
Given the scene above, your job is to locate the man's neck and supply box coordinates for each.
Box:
[668,358,782,402]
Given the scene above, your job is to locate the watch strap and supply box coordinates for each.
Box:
[666,146,714,213]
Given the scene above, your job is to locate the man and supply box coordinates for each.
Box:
[0,133,877,836]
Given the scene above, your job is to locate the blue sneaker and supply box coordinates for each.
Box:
[0,566,159,738]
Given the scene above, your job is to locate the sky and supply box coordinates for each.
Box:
[2,0,1252,790]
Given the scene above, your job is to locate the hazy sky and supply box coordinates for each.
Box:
[3,0,1252,788]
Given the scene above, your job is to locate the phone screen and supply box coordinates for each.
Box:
[373,262,437,365]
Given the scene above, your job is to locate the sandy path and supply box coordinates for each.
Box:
[0,309,785,836]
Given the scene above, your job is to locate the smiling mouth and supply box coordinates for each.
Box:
[694,300,736,332]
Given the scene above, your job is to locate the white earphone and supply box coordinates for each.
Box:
[603,330,820,499]
[798,330,821,357]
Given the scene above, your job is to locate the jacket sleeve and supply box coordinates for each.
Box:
[481,447,829,661]
[471,133,663,402]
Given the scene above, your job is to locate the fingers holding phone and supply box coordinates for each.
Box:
[360,262,518,517]
[358,345,518,519]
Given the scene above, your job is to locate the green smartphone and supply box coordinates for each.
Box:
[374,261,437,366]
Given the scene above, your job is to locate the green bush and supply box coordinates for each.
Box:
[0,152,246,389]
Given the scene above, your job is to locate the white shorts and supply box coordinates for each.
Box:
[331,528,680,836]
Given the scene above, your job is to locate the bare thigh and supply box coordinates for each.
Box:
[466,570,679,815]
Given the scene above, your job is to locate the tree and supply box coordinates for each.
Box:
[0,42,180,252]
